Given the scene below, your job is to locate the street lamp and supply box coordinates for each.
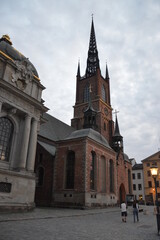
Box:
[150,165,160,235]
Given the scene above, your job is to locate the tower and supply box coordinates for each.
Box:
[71,18,114,145]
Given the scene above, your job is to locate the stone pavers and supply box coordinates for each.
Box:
[0,205,159,240]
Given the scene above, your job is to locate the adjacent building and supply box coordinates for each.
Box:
[142,151,160,205]
[132,163,145,202]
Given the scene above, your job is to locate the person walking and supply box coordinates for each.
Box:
[133,200,139,223]
[121,202,127,222]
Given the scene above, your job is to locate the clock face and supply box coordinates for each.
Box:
[104,108,108,116]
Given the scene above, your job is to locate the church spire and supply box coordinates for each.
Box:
[85,17,100,77]
[77,60,81,77]
[112,111,123,152]
[105,61,109,80]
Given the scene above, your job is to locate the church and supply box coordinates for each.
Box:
[34,19,133,208]
[0,19,132,211]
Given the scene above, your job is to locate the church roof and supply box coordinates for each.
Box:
[65,128,112,149]
[39,113,75,142]
[0,34,39,77]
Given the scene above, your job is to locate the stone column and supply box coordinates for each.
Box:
[19,114,31,169]
[26,118,38,171]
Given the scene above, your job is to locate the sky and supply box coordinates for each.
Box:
[1,0,160,163]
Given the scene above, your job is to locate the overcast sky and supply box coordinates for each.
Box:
[1,0,160,163]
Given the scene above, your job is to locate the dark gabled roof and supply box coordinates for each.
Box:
[65,128,112,150]
[39,113,75,142]
[141,150,160,162]
[132,163,143,170]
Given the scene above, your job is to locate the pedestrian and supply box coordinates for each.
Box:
[133,200,139,222]
[121,201,127,222]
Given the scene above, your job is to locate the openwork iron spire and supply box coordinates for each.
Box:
[85,18,100,77]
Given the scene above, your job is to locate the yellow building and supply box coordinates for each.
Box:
[142,151,160,205]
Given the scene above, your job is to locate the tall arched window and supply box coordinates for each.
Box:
[101,85,106,102]
[36,166,44,186]
[101,156,106,192]
[66,151,75,189]
[110,159,114,192]
[90,151,96,190]
[128,169,132,194]
[0,117,13,161]
[84,84,89,102]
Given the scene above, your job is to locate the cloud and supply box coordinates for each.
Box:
[1,0,160,162]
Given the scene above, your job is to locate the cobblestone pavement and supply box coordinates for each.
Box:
[0,206,159,240]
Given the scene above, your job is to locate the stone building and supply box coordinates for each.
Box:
[35,19,133,208]
[0,34,47,211]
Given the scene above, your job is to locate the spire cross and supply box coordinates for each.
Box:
[113,109,119,116]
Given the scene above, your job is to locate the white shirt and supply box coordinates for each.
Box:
[121,203,127,212]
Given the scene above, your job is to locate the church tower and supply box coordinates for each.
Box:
[71,18,114,145]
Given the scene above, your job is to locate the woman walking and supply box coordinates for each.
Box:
[133,200,139,222]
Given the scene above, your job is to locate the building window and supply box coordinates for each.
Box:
[156,181,159,187]
[132,173,135,179]
[110,159,114,192]
[66,151,75,189]
[100,156,106,192]
[101,85,106,102]
[0,182,12,193]
[133,184,136,191]
[148,181,152,188]
[138,184,142,190]
[90,151,96,190]
[128,169,132,194]
[36,167,44,186]
[84,85,89,102]
[147,163,150,167]
[147,170,151,177]
[0,117,13,162]
[137,173,141,179]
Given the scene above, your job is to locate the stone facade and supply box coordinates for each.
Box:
[0,35,47,211]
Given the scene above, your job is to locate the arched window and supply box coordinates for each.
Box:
[84,84,89,102]
[101,85,106,102]
[128,169,132,194]
[0,117,13,162]
[66,151,75,189]
[101,156,106,192]
[36,166,44,186]
[110,159,114,192]
[90,151,96,190]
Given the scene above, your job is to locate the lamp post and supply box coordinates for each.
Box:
[150,165,159,235]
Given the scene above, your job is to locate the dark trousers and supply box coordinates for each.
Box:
[133,208,139,222]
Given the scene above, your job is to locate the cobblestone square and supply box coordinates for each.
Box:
[0,206,159,240]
